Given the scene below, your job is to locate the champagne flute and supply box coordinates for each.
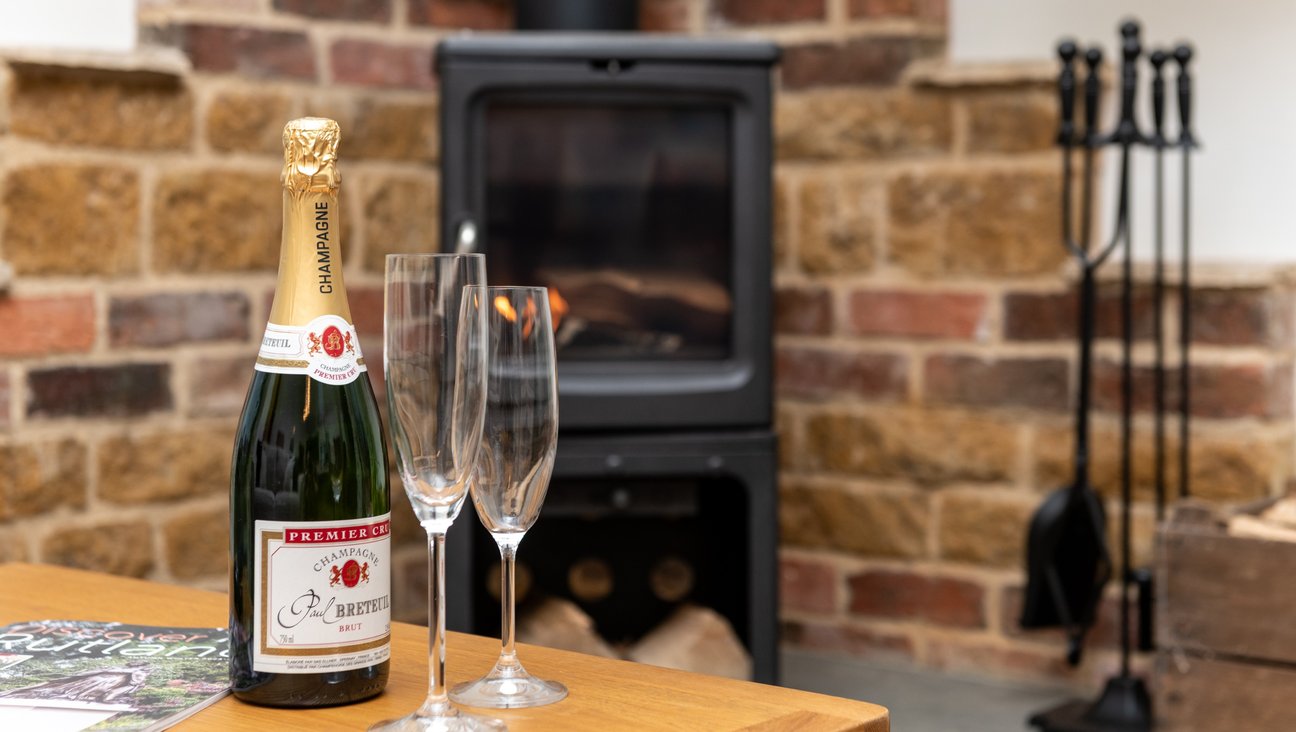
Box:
[450,286,566,709]
[372,254,503,732]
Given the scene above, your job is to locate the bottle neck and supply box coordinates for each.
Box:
[268,189,352,326]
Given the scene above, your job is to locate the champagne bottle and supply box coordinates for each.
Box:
[229,117,391,706]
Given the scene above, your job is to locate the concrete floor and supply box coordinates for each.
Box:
[780,649,1079,732]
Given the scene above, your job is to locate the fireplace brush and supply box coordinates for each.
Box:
[1027,19,1198,732]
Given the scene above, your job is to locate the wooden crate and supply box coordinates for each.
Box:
[1156,500,1296,731]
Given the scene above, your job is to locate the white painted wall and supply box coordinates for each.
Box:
[951,0,1293,263]
[0,0,136,54]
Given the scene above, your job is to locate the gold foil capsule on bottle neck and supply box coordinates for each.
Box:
[282,117,340,193]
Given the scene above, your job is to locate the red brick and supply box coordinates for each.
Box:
[0,295,96,357]
[923,355,1069,412]
[408,0,511,29]
[915,0,947,23]
[713,0,825,26]
[781,620,915,660]
[1003,287,1157,342]
[849,0,914,18]
[273,0,390,22]
[848,569,986,629]
[349,285,384,339]
[1000,585,1120,650]
[27,364,171,419]
[848,290,988,340]
[775,285,832,335]
[782,37,942,90]
[109,292,249,348]
[1092,360,1292,420]
[1191,287,1293,347]
[777,347,907,401]
[179,24,316,81]
[926,637,1080,683]
[640,0,692,32]
[330,39,435,90]
[780,555,838,614]
[189,354,254,418]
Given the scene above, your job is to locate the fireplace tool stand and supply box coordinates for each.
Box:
[1028,19,1197,732]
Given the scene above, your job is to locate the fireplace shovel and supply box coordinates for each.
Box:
[1019,261,1112,665]
[1018,41,1113,666]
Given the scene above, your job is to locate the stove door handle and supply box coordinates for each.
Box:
[455,218,479,253]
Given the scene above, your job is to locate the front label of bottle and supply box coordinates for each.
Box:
[252,514,392,674]
[255,314,366,385]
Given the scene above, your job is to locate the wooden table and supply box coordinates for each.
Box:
[0,563,888,731]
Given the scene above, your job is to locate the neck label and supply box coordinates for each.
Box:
[255,314,366,385]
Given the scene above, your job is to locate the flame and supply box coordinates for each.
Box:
[549,288,569,331]
[493,295,518,322]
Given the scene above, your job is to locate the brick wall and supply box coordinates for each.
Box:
[0,0,1289,689]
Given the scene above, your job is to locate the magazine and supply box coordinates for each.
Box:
[0,620,229,731]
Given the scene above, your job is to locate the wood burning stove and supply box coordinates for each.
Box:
[438,34,780,683]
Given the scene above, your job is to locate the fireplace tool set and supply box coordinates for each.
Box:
[1021,20,1197,732]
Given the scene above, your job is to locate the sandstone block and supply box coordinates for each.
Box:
[42,521,154,578]
[774,285,832,335]
[164,508,229,580]
[330,39,435,90]
[848,568,986,629]
[773,172,791,266]
[27,364,171,419]
[98,428,231,504]
[153,169,280,273]
[110,292,250,348]
[803,408,1020,485]
[363,174,440,272]
[938,491,1035,567]
[965,89,1056,154]
[0,374,9,429]
[206,91,294,154]
[888,170,1065,278]
[848,289,988,340]
[777,89,951,161]
[408,0,512,28]
[180,24,316,81]
[780,554,839,615]
[923,355,1069,412]
[776,347,907,402]
[780,481,930,558]
[0,295,96,357]
[4,165,140,277]
[797,174,878,274]
[10,69,192,151]
[712,0,824,25]
[349,99,438,162]
[0,532,29,563]
[782,37,943,90]
[0,440,87,520]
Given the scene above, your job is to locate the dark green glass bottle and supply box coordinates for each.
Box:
[229,118,390,707]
